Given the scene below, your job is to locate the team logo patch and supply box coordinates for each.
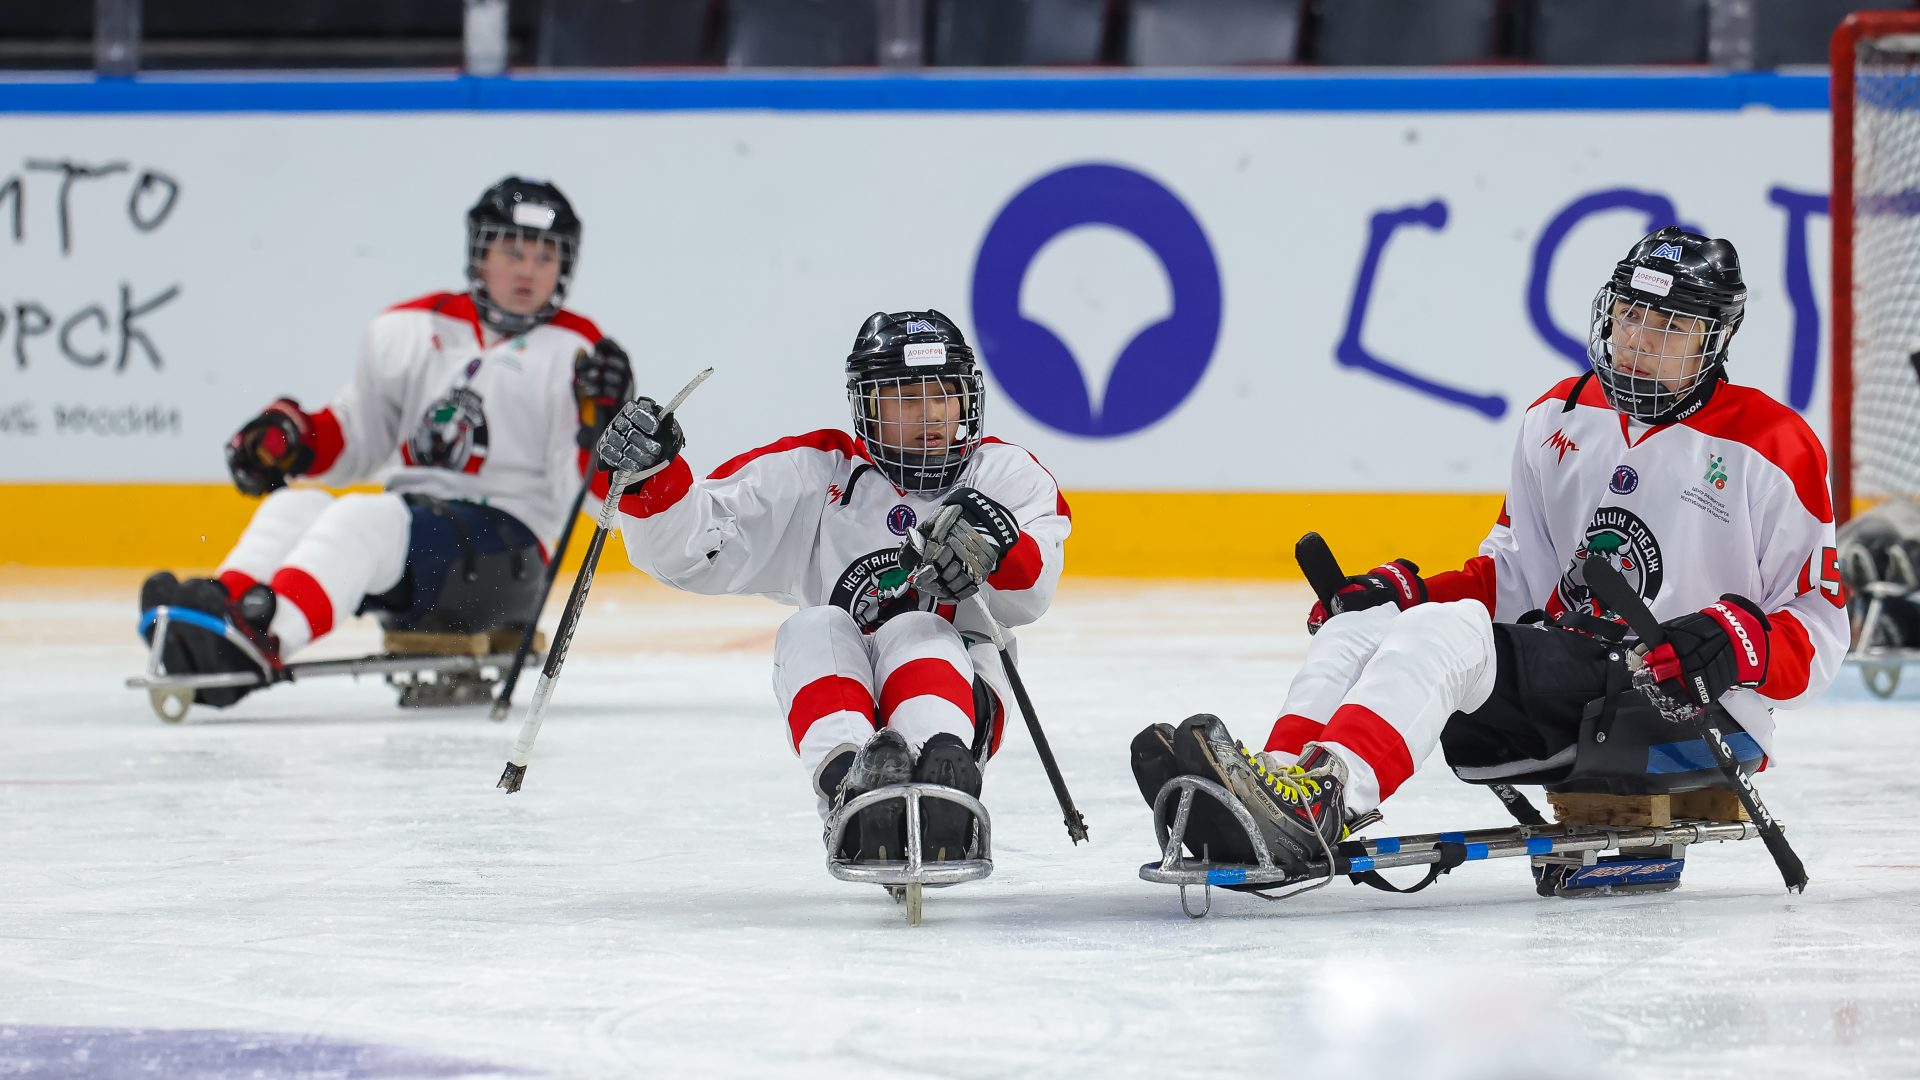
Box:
[1650,242,1686,261]
[1610,465,1639,495]
[402,386,490,474]
[1704,454,1728,490]
[829,548,932,633]
[1556,505,1665,616]
[887,504,918,537]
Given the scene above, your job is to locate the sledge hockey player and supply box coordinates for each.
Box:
[139,177,632,707]
[1133,227,1849,881]
[594,310,1070,863]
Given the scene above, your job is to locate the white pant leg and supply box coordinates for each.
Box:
[267,493,412,656]
[218,488,334,589]
[772,606,880,794]
[1266,605,1400,753]
[871,611,976,754]
[1317,600,1499,814]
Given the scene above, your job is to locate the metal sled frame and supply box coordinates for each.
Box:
[824,783,993,927]
[1848,580,1920,698]
[128,606,530,722]
[1139,775,1761,918]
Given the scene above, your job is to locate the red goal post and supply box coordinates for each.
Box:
[1832,10,1920,524]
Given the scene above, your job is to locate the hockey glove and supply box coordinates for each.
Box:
[1307,559,1427,633]
[573,338,634,449]
[226,398,317,496]
[901,502,998,603]
[1643,595,1771,710]
[940,487,1020,571]
[595,396,685,478]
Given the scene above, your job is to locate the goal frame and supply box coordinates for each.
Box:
[1831,10,1920,524]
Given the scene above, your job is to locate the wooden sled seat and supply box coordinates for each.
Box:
[1546,790,1750,828]
[382,628,546,658]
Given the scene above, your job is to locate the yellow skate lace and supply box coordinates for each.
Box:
[1237,744,1349,841]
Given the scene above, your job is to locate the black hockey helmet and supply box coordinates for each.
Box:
[845,309,984,494]
[1588,226,1747,424]
[465,176,583,336]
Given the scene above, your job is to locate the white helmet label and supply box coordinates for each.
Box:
[512,202,557,229]
[903,343,947,366]
[1630,267,1674,296]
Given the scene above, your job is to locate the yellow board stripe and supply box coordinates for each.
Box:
[0,483,1502,579]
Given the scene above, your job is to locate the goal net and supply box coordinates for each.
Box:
[1834,12,1920,521]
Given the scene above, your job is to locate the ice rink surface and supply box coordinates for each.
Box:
[4,569,1919,1079]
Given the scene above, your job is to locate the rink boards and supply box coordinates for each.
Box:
[0,72,1832,575]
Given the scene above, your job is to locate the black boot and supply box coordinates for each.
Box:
[832,729,913,862]
[168,578,282,708]
[912,732,983,862]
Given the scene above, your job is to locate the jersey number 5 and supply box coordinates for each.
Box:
[1798,546,1844,607]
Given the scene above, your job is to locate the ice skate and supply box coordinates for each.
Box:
[832,728,914,862]
[911,732,984,862]
[137,575,283,713]
[1176,714,1357,878]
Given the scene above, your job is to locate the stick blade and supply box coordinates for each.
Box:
[497,762,526,793]
[1066,812,1090,845]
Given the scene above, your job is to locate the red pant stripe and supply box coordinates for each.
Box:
[1264,713,1327,756]
[270,566,334,640]
[217,570,258,602]
[878,658,975,728]
[788,675,876,750]
[1322,702,1417,802]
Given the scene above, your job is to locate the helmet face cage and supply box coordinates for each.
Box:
[465,221,579,337]
[848,370,985,495]
[1587,285,1730,422]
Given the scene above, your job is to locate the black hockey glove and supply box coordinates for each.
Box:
[573,338,634,449]
[1643,595,1771,710]
[226,397,317,496]
[595,396,685,478]
[1307,559,1427,633]
[899,488,1023,603]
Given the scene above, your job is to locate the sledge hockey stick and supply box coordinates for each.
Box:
[968,593,1090,845]
[490,470,594,723]
[497,367,714,794]
[1293,532,1548,828]
[1581,557,1809,893]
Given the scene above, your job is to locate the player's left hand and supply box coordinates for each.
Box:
[573,338,634,448]
[1307,559,1427,632]
[1644,595,1771,709]
[900,489,1020,603]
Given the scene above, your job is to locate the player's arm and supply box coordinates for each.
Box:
[1747,471,1849,709]
[904,458,1070,628]
[597,400,825,599]
[1425,404,1556,620]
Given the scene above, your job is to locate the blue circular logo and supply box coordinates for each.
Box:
[1610,465,1639,496]
[886,504,917,537]
[971,163,1222,438]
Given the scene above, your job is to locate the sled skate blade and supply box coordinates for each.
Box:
[826,783,993,926]
[1138,776,1310,900]
[1534,850,1687,898]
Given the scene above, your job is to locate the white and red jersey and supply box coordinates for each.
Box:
[612,432,1071,641]
[1423,374,1848,757]
[300,291,602,548]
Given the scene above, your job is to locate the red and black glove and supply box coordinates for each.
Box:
[573,338,634,450]
[1307,559,1427,633]
[225,398,317,496]
[1643,595,1771,709]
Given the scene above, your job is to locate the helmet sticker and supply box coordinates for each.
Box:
[1650,242,1686,261]
[902,342,947,366]
[1629,267,1674,296]
[511,202,557,229]
[903,319,937,333]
